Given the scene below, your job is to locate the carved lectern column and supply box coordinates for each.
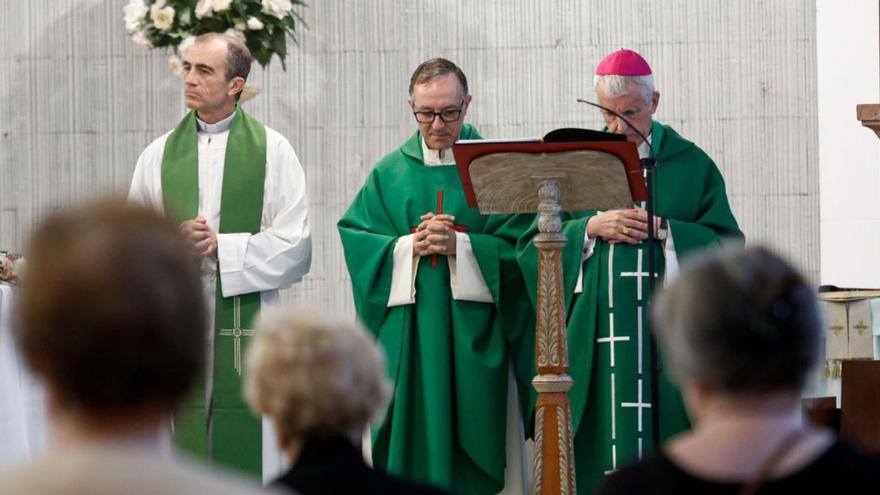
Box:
[531,178,576,495]
[451,143,642,495]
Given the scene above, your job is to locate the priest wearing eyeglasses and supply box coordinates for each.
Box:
[338,58,534,494]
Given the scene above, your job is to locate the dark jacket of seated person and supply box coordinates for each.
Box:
[270,433,449,495]
[597,246,880,495]
[243,308,450,495]
[597,438,880,494]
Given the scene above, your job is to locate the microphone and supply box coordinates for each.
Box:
[576,99,654,162]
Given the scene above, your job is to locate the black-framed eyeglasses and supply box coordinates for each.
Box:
[413,101,465,124]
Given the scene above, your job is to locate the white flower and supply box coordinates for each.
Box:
[0,255,12,281]
[195,0,213,19]
[168,54,185,77]
[212,0,233,12]
[262,0,293,19]
[151,5,175,31]
[224,28,247,44]
[235,21,246,31]
[246,16,264,30]
[178,35,196,56]
[123,0,148,33]
[149,0,166,18]
[131,30,153,49]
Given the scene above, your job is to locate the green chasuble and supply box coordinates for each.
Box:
[517,121,744,495]
[337,125,534,494]
[161,106,266,477]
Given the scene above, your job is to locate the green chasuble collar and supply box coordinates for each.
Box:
[161,105,266,478]
[398,124,480,163]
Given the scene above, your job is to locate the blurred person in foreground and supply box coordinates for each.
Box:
[0,201,277,495]
[244,307,449,495]
[597,246,880,494]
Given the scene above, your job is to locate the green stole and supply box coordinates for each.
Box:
[161,105,266,477]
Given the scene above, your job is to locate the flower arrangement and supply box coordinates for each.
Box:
[0,253,24,285]
[123,0,305,76]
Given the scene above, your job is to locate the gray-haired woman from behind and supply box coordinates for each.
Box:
[597,246,880,495]
[244,308,449,495]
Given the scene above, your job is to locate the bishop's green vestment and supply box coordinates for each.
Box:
[338,125,534,494]
[517,121,744,494]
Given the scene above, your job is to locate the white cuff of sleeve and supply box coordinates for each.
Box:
[662,224,680,286]
[449,232,494,303]
[574,227,597,294]
[388,234,420,307]
[217,232,251,297]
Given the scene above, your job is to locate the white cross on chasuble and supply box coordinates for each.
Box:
[596,314,630,368]
[619,249,658,301]
[578,243,682,481]
[621,378,652,433]
[219,296,256,375]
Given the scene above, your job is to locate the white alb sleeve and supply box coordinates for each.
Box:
[387,234,420,307]
[449,231,493,303]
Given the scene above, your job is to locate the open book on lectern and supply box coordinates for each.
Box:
[452,128,647,215]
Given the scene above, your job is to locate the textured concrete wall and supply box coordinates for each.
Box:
[0,0,819,315]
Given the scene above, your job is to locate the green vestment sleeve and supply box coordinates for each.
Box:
[336,169,397,335]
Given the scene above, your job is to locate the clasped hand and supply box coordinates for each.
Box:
[586,207,662,245]
[413,212,457,257]
[180,216,218,258]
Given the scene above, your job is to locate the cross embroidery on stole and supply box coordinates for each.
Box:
[619,249,658,301]
[219,296,255,376]
[597,314,630,368]
[621,378,652,433]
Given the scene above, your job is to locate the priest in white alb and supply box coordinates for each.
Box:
[128,32,311,479]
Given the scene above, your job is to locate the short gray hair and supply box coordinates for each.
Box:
[244,307,391,442]
[653,246,821,395]
[593,74,654,105]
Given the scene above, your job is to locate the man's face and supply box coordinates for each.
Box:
[596,81,659,145]
[409,73,472,151]
[182,40,238,116]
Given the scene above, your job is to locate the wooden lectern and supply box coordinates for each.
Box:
[453,137,644,495]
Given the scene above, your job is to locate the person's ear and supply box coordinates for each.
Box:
[461,94,473,117]
[651,91,660,114]
[228,76,246,99]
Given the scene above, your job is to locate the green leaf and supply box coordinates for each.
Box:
[178,9,192,26]
[253,46,272,67]
[270,27,287,56]
[233,0,249,16]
